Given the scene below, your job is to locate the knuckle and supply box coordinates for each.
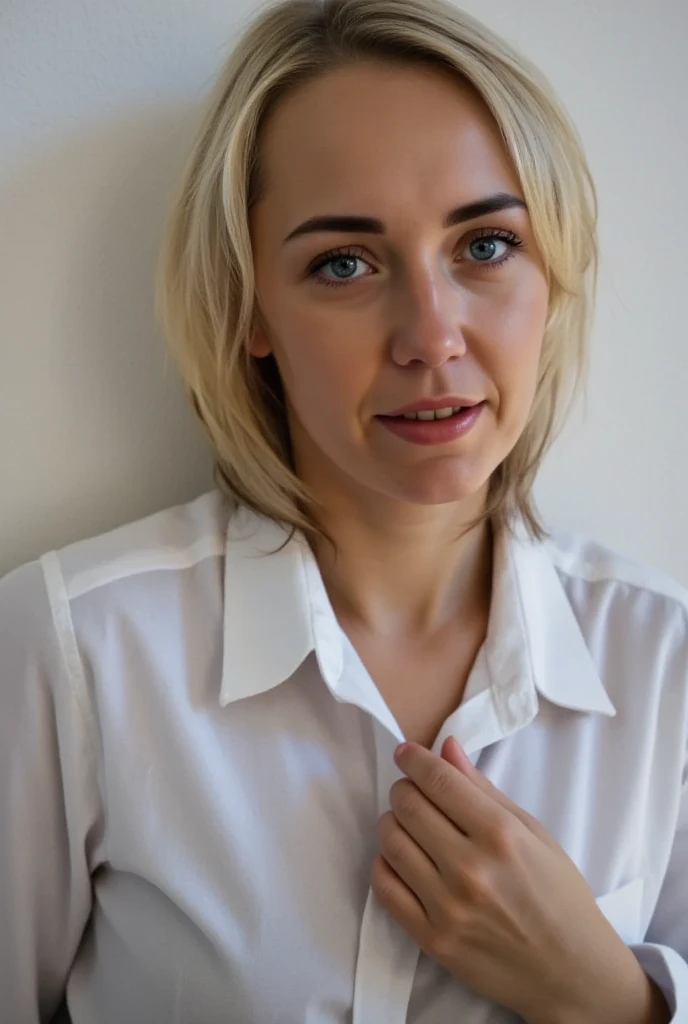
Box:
[391,780,419,819]
[460,861,492,904]
[376,810,395,839]
[377,879,395,903]
[382,827,407,862]
[427,766,452,798]
[389,778,405,805]
[371,857,395,903]
[487,818,520,858]
[428,927,459,963]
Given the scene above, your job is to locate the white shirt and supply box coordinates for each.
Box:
[1,488,687,1024]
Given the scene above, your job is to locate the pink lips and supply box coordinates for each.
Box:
[381,396,482,417]
[376,401,486,446]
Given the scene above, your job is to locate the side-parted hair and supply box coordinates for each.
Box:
[155,0,598,545]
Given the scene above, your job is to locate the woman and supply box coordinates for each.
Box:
[0,0,685,1021]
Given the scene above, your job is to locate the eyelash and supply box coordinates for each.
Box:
[307,228,525,288]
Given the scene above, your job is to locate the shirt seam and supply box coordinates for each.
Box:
[547,548,688,611]
[66,536,225,601]
[553,562,688,641]
[39,550,100,766]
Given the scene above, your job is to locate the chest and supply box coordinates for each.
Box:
[344,623,487,748]
[85,623,681,1024]
[89,678,662,1024]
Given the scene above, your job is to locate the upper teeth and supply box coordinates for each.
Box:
[402,406,464,421]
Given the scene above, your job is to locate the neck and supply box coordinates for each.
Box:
[310,487,493,641]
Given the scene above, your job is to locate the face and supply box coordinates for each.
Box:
[249,61,549,511]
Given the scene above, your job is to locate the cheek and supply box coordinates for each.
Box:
[255,265,378,441]
[273,315,374,439]
[483,281,548,410]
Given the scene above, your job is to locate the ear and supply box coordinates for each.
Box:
[248,307,273,358]
[248,333,272,358]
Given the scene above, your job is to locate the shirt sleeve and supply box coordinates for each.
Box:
[0,555,100,1022]
[628,734,688,1021]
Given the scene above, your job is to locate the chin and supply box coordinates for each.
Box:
[392,464,491,506]
[405,486,484,507]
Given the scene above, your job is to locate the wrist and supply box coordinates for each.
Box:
[534,967,671,1024]
[523,939,672,1024]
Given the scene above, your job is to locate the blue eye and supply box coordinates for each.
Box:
[466,237,508,261]
[307,229,524,288]
[460,229,524,269]
[308,246,373,288]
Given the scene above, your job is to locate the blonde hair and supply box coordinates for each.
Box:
[155,0,598,545]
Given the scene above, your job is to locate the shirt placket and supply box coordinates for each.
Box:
[351,736,422,1024]
[350,677,533,1024]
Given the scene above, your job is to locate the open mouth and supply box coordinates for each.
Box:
[376,401,485,445]
[387,405,468,421]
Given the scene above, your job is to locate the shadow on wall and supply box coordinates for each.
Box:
[0,106,215,578]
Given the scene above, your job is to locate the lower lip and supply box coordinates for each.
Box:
[376,402,485,446]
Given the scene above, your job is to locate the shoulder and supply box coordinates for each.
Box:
[543,526,688,606]
[47,488,231,601]
[542,525,688,665]
[0,488,232,661]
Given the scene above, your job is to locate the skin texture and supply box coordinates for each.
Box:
[246,61,671,1023]
[249,59,549,635]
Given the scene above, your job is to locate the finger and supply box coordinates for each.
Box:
[440,737,559,847]
[389,778,471,879]
[375,815,442,920]
[395,742,503,839]
[370,852,432,950]
[441,736,474,774]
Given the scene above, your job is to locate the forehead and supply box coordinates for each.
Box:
[254,61,522,228]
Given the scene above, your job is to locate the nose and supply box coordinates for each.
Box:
[388,265,467,368]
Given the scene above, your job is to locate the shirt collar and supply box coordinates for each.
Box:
[219,504,343,707]
[488,516,617,717]
[219,504,616,719]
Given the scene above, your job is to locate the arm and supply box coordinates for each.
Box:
[623,769,688,1024]
[542,961,672,1024]
[0,557,98,1021]
[550,733,688,1022]
[561,727,688,1024]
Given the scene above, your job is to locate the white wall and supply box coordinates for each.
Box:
[1,0,686,583]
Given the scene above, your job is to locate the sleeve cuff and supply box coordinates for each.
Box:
[630,942,687,1021]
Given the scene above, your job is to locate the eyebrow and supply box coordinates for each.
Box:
[282,191,528,245]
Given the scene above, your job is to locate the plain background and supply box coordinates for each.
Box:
[1,0,686,584]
